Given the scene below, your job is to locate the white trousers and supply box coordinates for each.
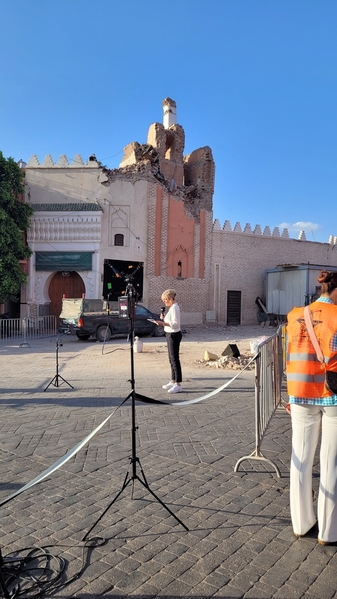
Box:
[290,404,337,541]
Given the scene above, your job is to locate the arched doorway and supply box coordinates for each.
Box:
[49,272,85,319]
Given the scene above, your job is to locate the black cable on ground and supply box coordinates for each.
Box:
[0,537,105,599]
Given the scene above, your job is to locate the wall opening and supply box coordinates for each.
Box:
[227,290,241,325]
[114,233,124,246]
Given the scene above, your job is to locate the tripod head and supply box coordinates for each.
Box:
[124,264,142,295]
[114,264,143,320]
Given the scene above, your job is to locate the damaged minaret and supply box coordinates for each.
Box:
[117,98,215,216]
[146,97,185,187]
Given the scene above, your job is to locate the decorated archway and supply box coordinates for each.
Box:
[48,271,85,319]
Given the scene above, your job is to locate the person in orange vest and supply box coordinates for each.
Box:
[286,270,337,545]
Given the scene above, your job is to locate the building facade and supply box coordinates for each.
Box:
[24,99,215,323]
[22,99,337,325]
[211,222,337,324]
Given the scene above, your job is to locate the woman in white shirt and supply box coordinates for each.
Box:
[159,289,183,394]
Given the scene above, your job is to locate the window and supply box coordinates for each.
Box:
[136,306,148,316]
[114,234,124,246]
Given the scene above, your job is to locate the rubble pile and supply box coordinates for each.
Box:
[196,353,255,370]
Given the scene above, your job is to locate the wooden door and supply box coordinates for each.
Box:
[49,272,85,319]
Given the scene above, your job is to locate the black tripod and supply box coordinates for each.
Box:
[44,336,74,392]
[83,281,188,541]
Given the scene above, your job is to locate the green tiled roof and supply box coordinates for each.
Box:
[31,203,102,211]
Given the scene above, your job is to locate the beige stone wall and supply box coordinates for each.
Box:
[25,159,102,204]
[100,178,149,264]
[147,274,209,323]
[212,227,337,324]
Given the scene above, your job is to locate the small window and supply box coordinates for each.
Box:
[114,234,124,246]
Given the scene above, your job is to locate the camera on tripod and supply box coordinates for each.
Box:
[82,267,187,541]
[116,267,141,320]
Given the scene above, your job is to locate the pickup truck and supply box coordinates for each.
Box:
[59,298,105,335]
[59,298,165,341]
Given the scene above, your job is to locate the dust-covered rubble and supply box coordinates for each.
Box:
[196,353,255,370]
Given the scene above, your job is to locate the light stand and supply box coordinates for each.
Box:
[44,336,74,392]
[83,276,187,541]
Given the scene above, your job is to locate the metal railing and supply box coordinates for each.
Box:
[0,315,57,344]
[234,324,286,477]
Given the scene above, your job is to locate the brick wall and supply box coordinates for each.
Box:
[212,228,337,324]
[147,182,213,321]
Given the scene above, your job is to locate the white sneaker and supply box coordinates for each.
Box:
[162,381,174,390]
[168,383,183,394]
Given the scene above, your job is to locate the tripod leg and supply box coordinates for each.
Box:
[135,460,188,530]
[44,376,58,392]
[82,472,132,541]
[136,475,189,531]
[44,375,74,391]
[57,375,74,389]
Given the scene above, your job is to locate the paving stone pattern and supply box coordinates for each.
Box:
[1,331,337,598]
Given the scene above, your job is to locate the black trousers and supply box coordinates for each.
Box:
[166,331,182,383]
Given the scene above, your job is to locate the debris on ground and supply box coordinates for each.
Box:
[195,353,255,370]
[203,350,219,361]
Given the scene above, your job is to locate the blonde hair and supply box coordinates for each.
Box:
[161,289,176,302]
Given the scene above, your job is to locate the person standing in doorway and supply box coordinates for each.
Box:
[158,289,183,394]
[286,270,337,545]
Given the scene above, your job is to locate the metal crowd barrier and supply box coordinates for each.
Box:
[0,315,57,344]
[234,324,286,478]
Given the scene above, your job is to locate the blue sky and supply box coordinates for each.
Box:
[1,0,337,243]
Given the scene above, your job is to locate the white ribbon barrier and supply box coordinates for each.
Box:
[169,355,256,405]
[0,355,256,507]
[0,399,129,507]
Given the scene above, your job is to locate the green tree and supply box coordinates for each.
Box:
[0,151,33,304]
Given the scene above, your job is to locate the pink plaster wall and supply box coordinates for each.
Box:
[166,196,194,278]
[154,186,162,276]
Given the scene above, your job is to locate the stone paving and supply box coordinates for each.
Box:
[0,329,337,598]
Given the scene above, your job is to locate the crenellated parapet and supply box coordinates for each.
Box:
[26,153,100,168]
[214,218,337,243]
[213,219,296,239]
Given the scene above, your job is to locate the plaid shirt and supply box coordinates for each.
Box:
[289,296,337,405]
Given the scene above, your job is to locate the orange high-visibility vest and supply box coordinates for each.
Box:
[286,301,337,398]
